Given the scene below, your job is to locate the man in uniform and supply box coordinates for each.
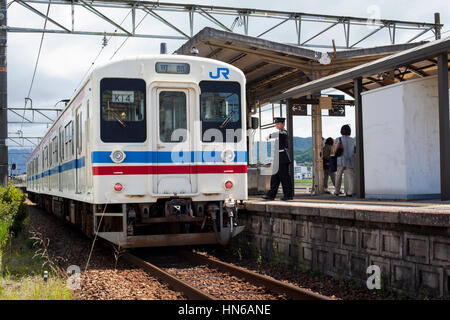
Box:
[262,117,293,201]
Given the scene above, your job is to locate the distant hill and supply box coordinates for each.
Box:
[293,137,313,164]
[252,137,313,164]
[293,137,312,151]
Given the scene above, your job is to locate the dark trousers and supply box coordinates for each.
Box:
[266,163,293,198]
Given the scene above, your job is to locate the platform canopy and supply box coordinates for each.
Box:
[267,36,450,200]
[176,27,428,108]
[269,36,450,101]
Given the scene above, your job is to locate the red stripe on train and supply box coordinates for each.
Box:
[92,165,247,175]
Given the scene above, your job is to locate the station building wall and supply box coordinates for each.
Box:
[361,74,450,200]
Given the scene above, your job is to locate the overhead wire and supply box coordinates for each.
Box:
[109,12,149,60]
[73,9,133,92]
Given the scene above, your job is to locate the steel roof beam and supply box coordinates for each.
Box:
[257,17,290,38]
[16,0,70,32]
[16,1,441,28]
[79,0,132,36]
[7,0,440,47]
[350,25,385,48]
[198,8,232,32]
[142,6,190,38]
[3,26,187,39]
[301,21,339,46]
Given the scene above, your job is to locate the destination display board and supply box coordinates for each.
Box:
[155,62,190,74]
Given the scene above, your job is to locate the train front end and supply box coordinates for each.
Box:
[90,55,247,248]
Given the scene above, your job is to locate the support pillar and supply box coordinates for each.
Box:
[354,78,365,198]
[437,52,450,200]
[286,99,295,196]
[311,100,323,195]
[0,0,7,187]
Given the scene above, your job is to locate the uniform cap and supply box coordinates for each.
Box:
[274,117,285,123]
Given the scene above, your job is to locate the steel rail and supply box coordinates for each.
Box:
[180,250,330,300]
[121,252,216,300]
[123,250,330,300]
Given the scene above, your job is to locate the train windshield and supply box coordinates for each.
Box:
[199,81,241,142]
[100,78,147,143]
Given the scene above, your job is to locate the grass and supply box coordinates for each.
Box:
[0,231,72,300]
[294,179,313,183]
[0,276,71,300]
[0,190,72,300]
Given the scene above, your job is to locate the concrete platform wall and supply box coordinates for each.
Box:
[235,202,450,298]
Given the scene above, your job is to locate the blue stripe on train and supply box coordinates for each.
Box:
[91,151,247,164]
[29,156,85,181]
[27,150,248,180]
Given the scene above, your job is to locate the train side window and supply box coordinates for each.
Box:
[52,136,58,164]
[59,127,63,162]
[199,81,241,142]
[49,142,52,167]
[159,91,187,143]
[65,122,73,159]
[71,121,74,156]
[76,111,82,155]
[44,146,48,169]
[100,78,146,143]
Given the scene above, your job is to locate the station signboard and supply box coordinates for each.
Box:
[328,94,346,117]
[291,104,307,116]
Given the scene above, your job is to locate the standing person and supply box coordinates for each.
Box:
[323,137,335,193]
[262,117,293,201]
[334,125,356,196]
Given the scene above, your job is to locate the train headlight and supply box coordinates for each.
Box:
[110,149,126,163]
[221,150,235,163]
[114,183,123,192]
[224,180,233,190]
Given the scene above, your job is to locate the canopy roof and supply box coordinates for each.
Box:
[176,27,428,108]
[269,36,450,101]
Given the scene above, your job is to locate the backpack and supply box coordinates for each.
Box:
[335,138,344,157]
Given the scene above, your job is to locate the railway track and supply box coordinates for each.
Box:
[122,250,330,300]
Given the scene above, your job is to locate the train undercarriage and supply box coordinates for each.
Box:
[27,192,244,248]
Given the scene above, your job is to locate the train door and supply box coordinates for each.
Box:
[85,100,92,194]
[75,107,83,194]
[58,127,63,192]
[154,87,197,195]
[44,146,49,191]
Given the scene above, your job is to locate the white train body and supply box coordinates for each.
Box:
[26,55,247,247]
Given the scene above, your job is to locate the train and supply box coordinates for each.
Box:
[26,54,247,248]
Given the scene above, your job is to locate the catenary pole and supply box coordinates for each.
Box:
[0,0,7,187]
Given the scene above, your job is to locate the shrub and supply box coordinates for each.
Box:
[0,182,28,249]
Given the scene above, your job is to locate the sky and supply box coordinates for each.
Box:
[6,0,450,147]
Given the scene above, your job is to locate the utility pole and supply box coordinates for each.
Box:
[0,0,7,187]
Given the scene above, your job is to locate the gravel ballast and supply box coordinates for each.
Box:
[27,202,185,300]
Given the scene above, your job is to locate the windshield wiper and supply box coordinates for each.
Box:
[219,109,234,129]
[112,112,127,128]
[106,101,127,128]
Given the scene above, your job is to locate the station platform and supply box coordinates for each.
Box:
[236,193,450,297]
[242,193,450,228]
